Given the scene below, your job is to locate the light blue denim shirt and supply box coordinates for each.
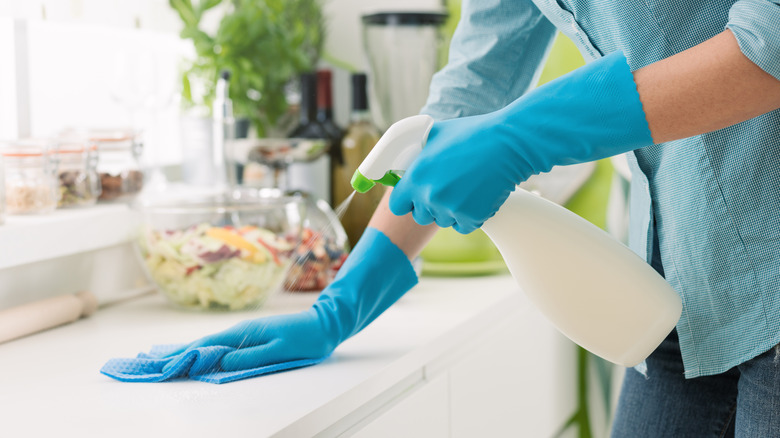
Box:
[422,0,780,378]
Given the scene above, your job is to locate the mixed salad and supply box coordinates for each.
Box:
[285,228,348,292]
[140,223,293,310]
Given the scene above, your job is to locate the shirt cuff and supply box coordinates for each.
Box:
[727,0,780,81]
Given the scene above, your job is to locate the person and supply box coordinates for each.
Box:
[160,0,780,435]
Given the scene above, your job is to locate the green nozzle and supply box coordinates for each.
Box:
[351,169,403,193]
[351,170,376,193]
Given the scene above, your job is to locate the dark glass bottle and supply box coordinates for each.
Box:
[332,73,384,246]
[287,72,331,203]
[316,69,343,146]
[316,70,345,205]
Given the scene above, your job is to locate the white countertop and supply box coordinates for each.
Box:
[0,274,530,438]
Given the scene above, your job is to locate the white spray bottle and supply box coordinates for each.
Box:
[351,115,681,367]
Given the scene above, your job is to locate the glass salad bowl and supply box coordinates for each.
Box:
[137,189,305,311]
[232,188,351,292]
[283,191,350,292]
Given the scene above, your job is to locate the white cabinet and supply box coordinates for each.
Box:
[0,205,151,310]
[350,373,450,438]
[449,311,575,438]
[339,304,575,438]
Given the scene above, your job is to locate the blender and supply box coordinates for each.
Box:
[362,10,504,275]
[361,11,448,131]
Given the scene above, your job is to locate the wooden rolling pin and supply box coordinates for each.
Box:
[0,291,99,344]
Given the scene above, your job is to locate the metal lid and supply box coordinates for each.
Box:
[0,139,53,157]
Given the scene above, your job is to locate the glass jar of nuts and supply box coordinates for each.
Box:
[0,140,59,215]
[51,141,101,208]
[90,129,144,203]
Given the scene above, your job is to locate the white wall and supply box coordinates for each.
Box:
[0,0,447,167]
[0,0,181,31]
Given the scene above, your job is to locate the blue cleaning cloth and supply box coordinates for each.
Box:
[101,344,327,384]
[102,228,416,385]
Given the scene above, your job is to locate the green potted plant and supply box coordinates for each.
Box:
[170,0,325,137]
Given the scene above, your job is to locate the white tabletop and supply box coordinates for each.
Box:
[0,274,526,438]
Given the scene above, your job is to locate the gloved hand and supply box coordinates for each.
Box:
[120,227,417,381]
[389,51,654,234]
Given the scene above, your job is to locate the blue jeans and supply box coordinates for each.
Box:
[611,330,780,437]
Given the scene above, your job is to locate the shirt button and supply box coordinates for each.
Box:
[571,21,579,33]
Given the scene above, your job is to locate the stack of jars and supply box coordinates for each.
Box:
[0,130,144,221]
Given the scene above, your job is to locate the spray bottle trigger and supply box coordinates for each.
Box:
[351,170,402,193]
[375,171,402,187]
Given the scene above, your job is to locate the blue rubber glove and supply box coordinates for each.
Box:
[179,227,417,371]
[389,51,654,234]
[116,227,417,382]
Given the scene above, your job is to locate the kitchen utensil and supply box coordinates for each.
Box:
[0,291,98,344]
[420,228,506,276]
[362,11,448,130]
[350,114,682,367]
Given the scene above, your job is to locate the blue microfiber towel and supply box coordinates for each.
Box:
[101,344,327,384]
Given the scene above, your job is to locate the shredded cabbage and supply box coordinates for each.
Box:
[140,223,292,311]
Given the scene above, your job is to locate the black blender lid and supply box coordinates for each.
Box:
[362,11,448,26]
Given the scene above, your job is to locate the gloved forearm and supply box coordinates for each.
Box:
[471,50,653,178]
[390,51,652,233]
[311,226,419,344]
[102,227,419,383]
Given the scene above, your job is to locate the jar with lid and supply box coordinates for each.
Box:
[52,141,101,208]
[90,130,144,203]
[0,140,59,215]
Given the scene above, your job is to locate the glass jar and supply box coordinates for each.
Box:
[0,140,59,215]
[52,141,101,208]
[90,130,144,203]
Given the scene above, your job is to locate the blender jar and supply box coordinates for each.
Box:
[0,140,59,215]
[53,141,101,208]
[362,11,448,130]
[91,130,144,203]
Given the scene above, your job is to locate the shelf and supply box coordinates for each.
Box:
[0,204,141,270]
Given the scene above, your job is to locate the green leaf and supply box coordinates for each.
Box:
[552,412,580,438]
[182,73,193,103]
[196,0,222,16]
[168,0,325,135]
[169,0,198,27]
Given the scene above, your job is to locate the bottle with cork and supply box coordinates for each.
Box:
[287,72,332,203]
